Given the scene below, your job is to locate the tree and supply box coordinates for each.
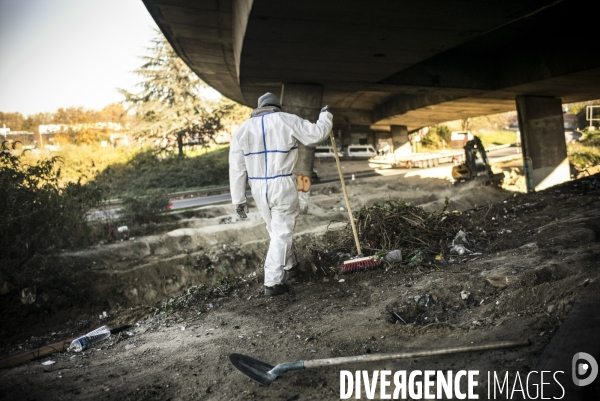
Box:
[120,32,229,157]
[0,142,101,284]
[0,112,25,131]
[99,103,129,126]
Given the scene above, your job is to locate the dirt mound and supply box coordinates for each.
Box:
[1,173,599,400]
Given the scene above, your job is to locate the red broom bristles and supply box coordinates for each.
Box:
[342,256,382,274]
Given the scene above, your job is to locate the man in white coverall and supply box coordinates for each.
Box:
[229,93,333,296]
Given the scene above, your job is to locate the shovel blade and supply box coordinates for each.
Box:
[229,353,275,386]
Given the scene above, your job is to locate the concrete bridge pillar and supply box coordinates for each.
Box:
[281,83,324,213]
[390,125,411,155]
[281,83,324,178]
[516,96,569,192]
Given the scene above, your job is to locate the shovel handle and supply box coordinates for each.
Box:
[329,131,362,255]
[303,339,530,369]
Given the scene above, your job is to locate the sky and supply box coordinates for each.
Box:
[0,0,167,116]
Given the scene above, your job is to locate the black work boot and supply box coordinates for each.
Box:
[264,283,289,297]
[283,264,299,281]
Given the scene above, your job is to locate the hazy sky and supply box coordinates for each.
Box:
[0,0,161,115]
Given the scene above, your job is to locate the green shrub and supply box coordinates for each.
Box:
[0,142,101,283]
[568,130,600,169]
[92,146,230,197]
[437,125,451,144]
[421,133,441,149]
[121,192,171,225]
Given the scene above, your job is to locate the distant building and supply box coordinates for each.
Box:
[1,126,35,145]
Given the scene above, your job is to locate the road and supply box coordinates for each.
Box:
[91,146,522,218]
[169,146,521,209]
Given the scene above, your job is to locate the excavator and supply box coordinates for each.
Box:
[451,136,504,185]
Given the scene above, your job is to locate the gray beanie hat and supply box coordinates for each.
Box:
[258,92,281,109]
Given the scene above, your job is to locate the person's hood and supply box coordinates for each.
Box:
[251,106,281,117]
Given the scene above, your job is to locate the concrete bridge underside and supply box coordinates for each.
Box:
[143,0,600,190]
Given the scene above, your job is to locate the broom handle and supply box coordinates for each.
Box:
[303,339,530,369]
[329,131,362,255]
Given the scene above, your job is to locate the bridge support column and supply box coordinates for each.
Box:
[281,83,324,213]
[390,125,411,155]
[516,96,569,192]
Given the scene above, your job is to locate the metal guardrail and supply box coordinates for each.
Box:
[101,145,516,207]
[102,186,234,207]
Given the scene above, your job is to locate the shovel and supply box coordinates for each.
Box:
[229,339,529,386]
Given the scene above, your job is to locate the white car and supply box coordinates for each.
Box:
[315,146,343,157]
[346,145,377,158]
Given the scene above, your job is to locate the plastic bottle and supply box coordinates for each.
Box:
[67,325,111,352]
[384,249,402,263]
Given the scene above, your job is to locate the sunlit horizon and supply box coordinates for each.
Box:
[0,0,220,116]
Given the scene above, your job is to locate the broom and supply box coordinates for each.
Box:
[328,131,382,273]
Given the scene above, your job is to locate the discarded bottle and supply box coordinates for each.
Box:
[384,249,402,263]
[450,244,471,255]
[67,325,111,352]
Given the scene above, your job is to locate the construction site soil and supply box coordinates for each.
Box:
[1,165,599,401]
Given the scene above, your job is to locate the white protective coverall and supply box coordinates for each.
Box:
[229,107,333,287]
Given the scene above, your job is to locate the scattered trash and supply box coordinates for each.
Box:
[181,326,186,331]
[67,326,111,352]
[392,312,407,325]
[338,279,345,283]
[312,200,480,271]
[450,244,472,255]
[117,226,128,233]
[21,287,36,305]
[42,360,56,366]
[110,325,133,335]
[460,290,471,300]
[124,344,136,350]
[498,229,512,235]
[414,294,433,307]
[453,230,469,244]
[384,249,402,263]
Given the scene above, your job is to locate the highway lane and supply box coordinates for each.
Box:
[169,146,522,209]
[89,146,522,217]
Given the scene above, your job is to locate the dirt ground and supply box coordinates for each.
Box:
[1,163,599,401]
